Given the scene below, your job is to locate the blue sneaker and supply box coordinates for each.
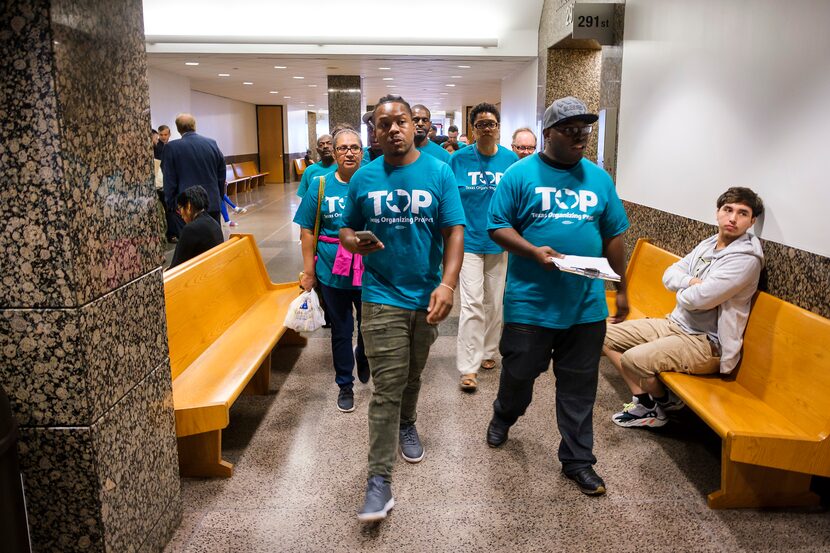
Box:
[399,423,425,463]
[358,475,394,522]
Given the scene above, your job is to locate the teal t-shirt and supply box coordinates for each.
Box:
[342,153,466,311]
[487,155,629,329]
[416,139,451,164]
[450,144,518,254]
[297,160,337,197]
[292,169,359,290]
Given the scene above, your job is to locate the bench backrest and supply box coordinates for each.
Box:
[293,158,307,177]
[737,292,830,438]
[626,239,679,318]
[233,161,260,179]
[163,235,272,380]
[225,164,237,182]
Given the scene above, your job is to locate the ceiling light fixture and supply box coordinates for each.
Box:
[243,81,253,85]
[379,67,391,70]
[293,76,304,79]
[382,77,394,81]
[274,65,287,69]
[269,91,279,94]
[327,88,361,93]
[451,75,462,78]
[308,84,317,87]
[218,73,230,77]
[445,84,455,87]
[284,96,291,98]
[185,61,199,66]
[457,65,471,68]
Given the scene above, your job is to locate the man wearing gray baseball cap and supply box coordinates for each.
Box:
[484,96,630,496]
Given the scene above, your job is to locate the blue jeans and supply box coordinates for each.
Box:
[318,282,367,390]
[361,302,438,478]
[493,320,606,474]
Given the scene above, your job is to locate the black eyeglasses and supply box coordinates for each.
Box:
[473,120,499,130]
[335,145,362,154]
[512,145,536,152]
[553,125,593,138]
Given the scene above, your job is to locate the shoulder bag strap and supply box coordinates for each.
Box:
[312,175,325,251]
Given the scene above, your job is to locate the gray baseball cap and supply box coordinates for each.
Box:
[362,110,374,125]
[543,96,598,128]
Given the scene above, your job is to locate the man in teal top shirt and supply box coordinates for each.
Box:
[411,104,451,164]
[485,97,630,498]
[450,102,518,393]
[340,95,465,523]
[296,134,335,197]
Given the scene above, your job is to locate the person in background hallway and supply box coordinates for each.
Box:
[297,134,336,197]
[428,125,438,141]
[453,103,518,392]
[362,111,383,164]
[411,104,452,163]
[169,186,223,269]
[485,96,629,497]
[162,113,225,225]
[442,125,462,154]
[294,129,371,413]
[155,124,170,160]
[219,194,247,228]
[511,127,537,159]
[340,95,465,522]
[605,187,764,428]
[304,149,313,166]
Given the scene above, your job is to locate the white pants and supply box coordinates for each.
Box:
[457,252,508,375]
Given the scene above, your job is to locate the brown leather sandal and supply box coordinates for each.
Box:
[480,359,497,370]
[459,373,478,392]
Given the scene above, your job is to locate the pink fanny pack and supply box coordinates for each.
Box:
[318,235,363,286]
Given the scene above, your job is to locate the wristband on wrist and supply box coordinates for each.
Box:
[439,282,455,293]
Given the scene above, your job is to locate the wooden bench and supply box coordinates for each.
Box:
[608,238,830,508]
[163,234,306,477]
[233,161,269,189]
[225,164,250,197]
[293,158,308,179]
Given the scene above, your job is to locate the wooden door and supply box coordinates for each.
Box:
[256,105,285,183]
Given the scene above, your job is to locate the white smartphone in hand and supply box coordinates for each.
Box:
[355,230,380,244]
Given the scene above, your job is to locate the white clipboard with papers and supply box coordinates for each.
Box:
[549,255,621,282]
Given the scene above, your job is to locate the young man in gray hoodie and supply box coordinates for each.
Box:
[603,187,765,427]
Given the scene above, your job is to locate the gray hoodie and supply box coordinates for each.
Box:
[662,233,764,374]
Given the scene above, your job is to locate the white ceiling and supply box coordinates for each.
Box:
[143,0,543,113]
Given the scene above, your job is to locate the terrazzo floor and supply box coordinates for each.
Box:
[162,183,830,553]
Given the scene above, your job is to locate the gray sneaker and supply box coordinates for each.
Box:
[399,423,425,463]
[358,475,394,522]
[657,389,685,411]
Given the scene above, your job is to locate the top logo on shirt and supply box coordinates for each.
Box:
[367,189,435,224]
[532,186,598,223]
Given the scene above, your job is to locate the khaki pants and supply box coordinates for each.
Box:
[457,252,507,375]
[604,318,720,380]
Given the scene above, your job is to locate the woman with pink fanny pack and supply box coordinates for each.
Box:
[293,128,370,413]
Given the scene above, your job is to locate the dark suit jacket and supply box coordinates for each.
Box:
[162,132,225,213]
[169,212,224,268]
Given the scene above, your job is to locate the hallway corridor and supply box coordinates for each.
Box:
[163,182,830,553]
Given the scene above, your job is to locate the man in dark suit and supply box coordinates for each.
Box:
[169,186,224,268]
[162,114,225,225]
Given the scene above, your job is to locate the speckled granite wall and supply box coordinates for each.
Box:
[327,75,362,132]
[1,1,180,551]
[307,111,317,155]
[546,48,602,162]
[624,201,830,319]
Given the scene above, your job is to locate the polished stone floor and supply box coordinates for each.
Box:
[163,183,830,553]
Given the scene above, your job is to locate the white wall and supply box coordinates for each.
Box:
[287,110,309,153]
[616,0,830,257]
[190,91,258,156]
[148,67,191,139]
[500,59,540,150]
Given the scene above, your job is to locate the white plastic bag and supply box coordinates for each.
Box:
[284,290,326,332]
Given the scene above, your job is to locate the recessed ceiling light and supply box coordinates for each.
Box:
[185,62,199,66]
[450,75,462,79]
[440,92,448,95]
[386,85,397,88]
[382,77,394,81]
[445,84,455,87]
[269,91,279,94]
[378,67,391,70]
[274,65,287,69]
[243,82,253,85]
[218,73,230,77]
[309,104,315,107]
[308,84,317,87]
[293,76,304,79]
[284,96,291,99]
[457,65,471,69]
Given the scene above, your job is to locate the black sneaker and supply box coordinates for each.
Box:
[486,418,509,448]
[336,388,354,413]
[399,423,424,463]
[356,356,370,384]
[564,467,606,496]
[358,475,394,522]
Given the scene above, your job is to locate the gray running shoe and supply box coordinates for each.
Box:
[399,423,425,463]
[611,400,667,428]
[358,475,394,522]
